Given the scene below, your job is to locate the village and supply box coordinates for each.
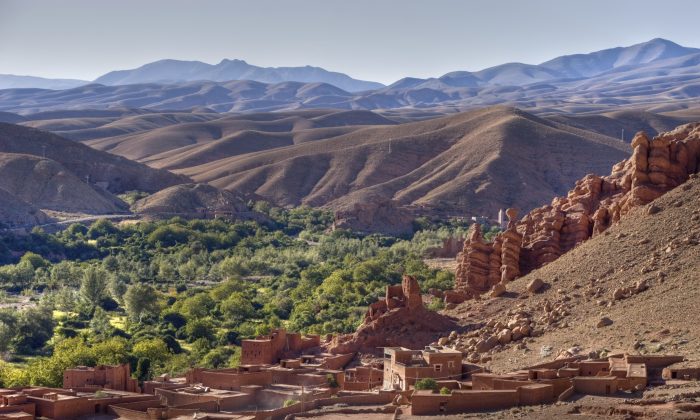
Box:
[1,276,700,419]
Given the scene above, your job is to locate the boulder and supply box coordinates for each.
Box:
[597,317,613,328]
[497,329,512,345]
[527,278,545,293]
[490,282,506,298]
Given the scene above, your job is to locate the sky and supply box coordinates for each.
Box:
[1,0,700,85]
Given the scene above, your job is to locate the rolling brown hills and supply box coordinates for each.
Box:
[547,109,698,141]
[176,107,631,218]
[10,107,636,224]
[0,123,189,194]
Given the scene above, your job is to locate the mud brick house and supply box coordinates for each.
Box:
[383,346,463,391]
[344,365,384,391]
[0,391,35,420]
[0,387,156,420]
[663,366,700,381]
[62,363,140,393]
[411,354,688,415]
[240,328,321,365]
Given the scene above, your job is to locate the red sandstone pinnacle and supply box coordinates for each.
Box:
[453,123,700,298]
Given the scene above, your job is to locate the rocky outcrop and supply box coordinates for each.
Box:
[454,208,522,296]
[327,275,457,354]
[454,123,700,297]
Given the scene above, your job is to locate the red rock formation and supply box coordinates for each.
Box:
[454,124,700,296]
[454,208,522,296]
[328,275,457,354]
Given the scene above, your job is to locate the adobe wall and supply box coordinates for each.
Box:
[343,381,382,391]
[155,389,219,408]
[109,406,151,420]
[625,355,685,368]
[199,370,273,390]
[572,377,618,395]
[0,403,35,416]
[142,380,187,395]
[578,361,611,376]
[471,373,503,390]
[320,353,354,370]
[518,384,554,405]
[411,389,519,415]
[241,340,275,365]
[540,377,574,397]
[663,367,700,380]
[108,399,164,415]
[172,400,219,412]
[29,396,95,420]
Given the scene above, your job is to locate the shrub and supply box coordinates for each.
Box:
[283,399,298,407]
[426,298,444,312]
[414,378,438,391]
[440,387,451,395]
[326,373,339,388]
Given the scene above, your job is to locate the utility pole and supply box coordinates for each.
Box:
[41,145,47,158]
[300,385,304,414]
[621,128,625,142]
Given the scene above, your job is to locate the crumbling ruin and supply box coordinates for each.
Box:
[454,124,700,298]
[328,275,458,354]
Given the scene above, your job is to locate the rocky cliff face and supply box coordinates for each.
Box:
[327,275,457,354]
[454,123,700,298]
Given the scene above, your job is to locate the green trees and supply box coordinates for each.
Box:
[10,307,55,354]
[90,307,112,338]
[414,378,438,391]
[220,292,254,324]
[0,205,464,383]
[79,266,107,315]
[124,284,159,322]
[0,320,12,355]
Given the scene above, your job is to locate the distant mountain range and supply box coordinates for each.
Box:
[93,59,384,92]
[1,39,700,115]
[0,59,384,92]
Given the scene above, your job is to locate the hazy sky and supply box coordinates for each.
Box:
[1,0,699,84]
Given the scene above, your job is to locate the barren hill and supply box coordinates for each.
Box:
[131,183,251,218]
[547,109,695,141]
[177,107,630,217]
[0,188,50,228]
[74,109,396,167]
[0,123,189,194]
[0,153,128,214]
